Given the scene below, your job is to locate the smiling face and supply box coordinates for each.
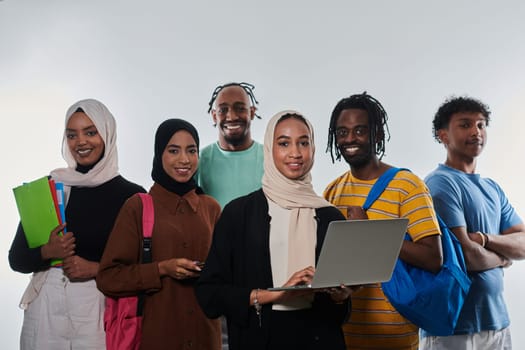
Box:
[211,85,255,150]
[335,108,373,169]
[162,130,199,183]
[66,111,105,167]
[272,117,313,180]
[438,112,487,162]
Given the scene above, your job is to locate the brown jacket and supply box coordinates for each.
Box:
[98,183,221,350]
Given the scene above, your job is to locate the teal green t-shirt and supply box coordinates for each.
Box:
[197,142,264,208]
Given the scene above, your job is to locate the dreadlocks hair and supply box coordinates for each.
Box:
[326,92,390,163]
[432,96,491,143]
[207,82,261,119]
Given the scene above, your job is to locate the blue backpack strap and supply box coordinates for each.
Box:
[363,168,409,211]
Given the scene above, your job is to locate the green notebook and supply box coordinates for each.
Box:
[13,176,60,248]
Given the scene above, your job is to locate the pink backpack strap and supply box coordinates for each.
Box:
[138,193,154,238]
[136,193,154,317]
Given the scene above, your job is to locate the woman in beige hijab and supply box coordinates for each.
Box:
[196,111,351,350]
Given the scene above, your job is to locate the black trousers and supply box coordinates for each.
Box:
[266,309,345,350]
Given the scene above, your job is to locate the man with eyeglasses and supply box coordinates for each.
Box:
[197,82,264,349]
[323,92,442,350]
[197,82,264,210]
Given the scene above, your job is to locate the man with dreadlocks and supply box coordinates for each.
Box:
[422,96,524,350]
[197,82,264,208]
[323,92,442,350]
[197,82,264,350]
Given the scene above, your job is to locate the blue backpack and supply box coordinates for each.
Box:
[362,167,471,336]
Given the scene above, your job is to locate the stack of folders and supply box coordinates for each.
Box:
[13,176,66,265]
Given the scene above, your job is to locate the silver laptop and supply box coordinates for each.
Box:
[268,218,408,291]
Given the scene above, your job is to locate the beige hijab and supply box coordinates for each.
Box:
[21,99,120,309]
[50,99,119,188]
[262,110,332,277]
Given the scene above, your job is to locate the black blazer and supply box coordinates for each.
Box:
[196,189,350,350]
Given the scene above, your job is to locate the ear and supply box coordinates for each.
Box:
[211,110,218,126]
[249,106,256,120]
[437,128,448,144]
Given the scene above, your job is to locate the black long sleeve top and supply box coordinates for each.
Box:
[9,175,145,273]
[195,189,350,350]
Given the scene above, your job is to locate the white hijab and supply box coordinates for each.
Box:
[50,99,119,188]
[262,110,332,278]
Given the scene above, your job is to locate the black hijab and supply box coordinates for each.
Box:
[151,118,202,196]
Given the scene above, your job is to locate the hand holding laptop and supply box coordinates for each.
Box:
[286,266,315,287]
[268,219,408,291]
[260,266,351,305]
[324,284,363,303]
[270,266,317,299]
[268,265,353,301]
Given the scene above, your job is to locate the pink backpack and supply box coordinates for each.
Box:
[104,193,154,350]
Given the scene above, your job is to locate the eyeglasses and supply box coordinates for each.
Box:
[215,104,249,117]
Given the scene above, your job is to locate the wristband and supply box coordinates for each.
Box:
[477,231,486,247]
[484,233,490,247]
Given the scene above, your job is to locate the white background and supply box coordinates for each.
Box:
[1,1,524,348]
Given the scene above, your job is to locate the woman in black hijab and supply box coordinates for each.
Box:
[98,119,222,350]
[151,119,202,195]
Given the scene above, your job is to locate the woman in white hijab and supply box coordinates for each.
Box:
[9,99,145,350]
[196,111,352,350]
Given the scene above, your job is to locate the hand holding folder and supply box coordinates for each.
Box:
[13,176,67,249]
[41,225,75,266]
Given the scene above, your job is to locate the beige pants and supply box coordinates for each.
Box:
[420,327,512,350]
[20,268,106,350]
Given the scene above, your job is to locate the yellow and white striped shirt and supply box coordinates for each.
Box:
[324,169,440,350]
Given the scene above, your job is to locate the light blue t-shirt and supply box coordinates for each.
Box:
[424,164,522,335]
[196,141,264,208]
